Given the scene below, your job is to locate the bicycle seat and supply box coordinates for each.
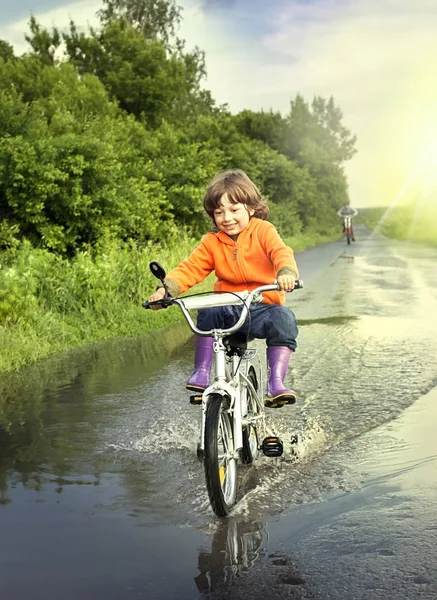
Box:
[224,333,255,352]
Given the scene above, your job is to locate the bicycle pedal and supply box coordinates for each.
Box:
[261,436,284,458]
[190,394,202,405]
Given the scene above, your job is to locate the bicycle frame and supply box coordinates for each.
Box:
[198,340,263,459]
[170,285,278,458]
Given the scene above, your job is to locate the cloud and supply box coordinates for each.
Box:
[267,0,437,206]
[200,0,236,9]
[181,0,437,206]
[0,0,100,55]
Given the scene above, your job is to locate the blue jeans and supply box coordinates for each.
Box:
[196,304,298,351]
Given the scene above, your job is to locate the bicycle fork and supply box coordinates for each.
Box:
[197,340,242,459]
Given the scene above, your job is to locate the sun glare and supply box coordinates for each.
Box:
[422,140,437,190]
[369,134,437,242]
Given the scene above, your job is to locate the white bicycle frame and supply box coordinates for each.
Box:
[170,284,280,458]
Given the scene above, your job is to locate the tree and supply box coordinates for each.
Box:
[311,96,357,164]
[97,0,182,47]
[285,94,356,167]
[234,109,287,154]
[61,19,213,126]
[24,16,61,66]
[281,94,356,217]
[0,40,14,63]
[0,60,177,253]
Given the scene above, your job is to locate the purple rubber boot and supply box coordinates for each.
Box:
[265,346,297,408]
[186,336,214,392]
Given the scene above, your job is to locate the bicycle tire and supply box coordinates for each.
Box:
[242,367,260,464]
[204,394,238,517]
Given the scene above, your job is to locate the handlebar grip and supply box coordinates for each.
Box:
[294,279,303,290]
[142,298,173,310]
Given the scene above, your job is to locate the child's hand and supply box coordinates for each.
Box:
[147,287,166,310]
[276,274,296,292]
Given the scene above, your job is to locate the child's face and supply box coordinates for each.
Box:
[213,195,254,236]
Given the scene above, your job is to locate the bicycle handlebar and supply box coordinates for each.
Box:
[142,280,303,338]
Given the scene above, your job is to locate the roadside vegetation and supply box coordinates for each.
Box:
[359,195,437,247]
[0,0,356,373]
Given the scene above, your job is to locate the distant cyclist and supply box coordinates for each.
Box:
[337,200,358,241]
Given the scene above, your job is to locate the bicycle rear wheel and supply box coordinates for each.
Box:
[204,394,238,517]
[242,366,260,464]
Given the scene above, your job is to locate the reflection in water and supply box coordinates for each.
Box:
[0,322,191,503]
[194,518,266,595]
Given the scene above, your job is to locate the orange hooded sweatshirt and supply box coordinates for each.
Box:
[164,218,299,306]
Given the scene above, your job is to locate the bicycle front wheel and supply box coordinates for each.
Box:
[204,394,238,517]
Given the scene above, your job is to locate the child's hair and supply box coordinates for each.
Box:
[203,169,269,223]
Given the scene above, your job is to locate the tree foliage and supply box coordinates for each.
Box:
[0,40,14,62]
[0,0,357,254]
[97,0,182,46]
[24,16,62,66]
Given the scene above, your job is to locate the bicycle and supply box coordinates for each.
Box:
[194,517,264,593]
[143,261,303,517]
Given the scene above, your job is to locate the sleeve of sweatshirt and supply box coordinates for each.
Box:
[163,236,214,297]
[261,223,299,279]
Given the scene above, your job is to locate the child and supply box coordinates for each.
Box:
[147,169,299,408]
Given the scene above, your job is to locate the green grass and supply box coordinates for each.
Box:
[285,228,342,253]
[359,203,437,247]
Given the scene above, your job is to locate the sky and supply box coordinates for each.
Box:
[1,0,437,208]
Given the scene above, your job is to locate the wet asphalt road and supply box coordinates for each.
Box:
[1,225,436,599]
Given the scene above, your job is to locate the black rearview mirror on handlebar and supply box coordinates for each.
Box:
[150,261,166,282]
